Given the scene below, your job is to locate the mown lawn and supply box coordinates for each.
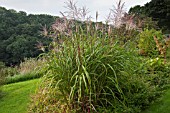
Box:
[142,88,170,113]
[1,78,170,113]
[0,79,40,113]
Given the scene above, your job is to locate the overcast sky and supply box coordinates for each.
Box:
[0,0,151,21]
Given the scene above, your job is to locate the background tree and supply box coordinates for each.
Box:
[129,0,170,33]
[0,6,56,66]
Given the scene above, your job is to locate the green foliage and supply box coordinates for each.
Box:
[145,58,170,90]
[138,29,163,56]
[0,62,6,85]
[1,67,18,77]
[5,72,42,84]
[146,58,165,72]
[129,0,170,33]
[145,0,170,33]
[0,6,55,65]
[0,66,18,97]
[4,58,44,84]
[0,63,18,85]
[129,5,146,15]
[0,62,5,69]
[0,62,6,98]
[0,62,18,98]
[0,58,44,85]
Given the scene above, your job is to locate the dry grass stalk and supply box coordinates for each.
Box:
[18,58,44,75]
[41,25,48,36]
[63,0,90,21]
[123,13,137,30]
[36,41,45,52]
[109,0,125,28]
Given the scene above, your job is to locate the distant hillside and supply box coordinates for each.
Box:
[0,6,58,65]
[129,0,170,33]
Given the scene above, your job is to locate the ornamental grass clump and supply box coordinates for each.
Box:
[29,0,159,113]
[30,19,157,113]
[30,23,159,112]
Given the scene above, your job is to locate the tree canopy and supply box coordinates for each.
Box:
[129,0,170,33]
[0,6,57,65]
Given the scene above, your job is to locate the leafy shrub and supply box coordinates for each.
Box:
[0,62,5,69]
[165,38,170,60]
[146,58,164,72]
[138,29,163,57]
[144,58,170,90]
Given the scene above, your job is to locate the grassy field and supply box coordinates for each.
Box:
[0,79,40,113]
[1,78,170,113]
